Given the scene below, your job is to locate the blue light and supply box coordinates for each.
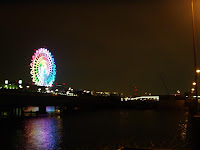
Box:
[46,106,55,113]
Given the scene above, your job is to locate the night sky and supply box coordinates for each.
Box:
[1,0,200,96]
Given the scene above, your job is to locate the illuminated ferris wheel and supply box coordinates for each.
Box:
[30,47,56,86]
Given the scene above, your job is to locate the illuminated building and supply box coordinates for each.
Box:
[1,79,24,89]
[94,91,120,97]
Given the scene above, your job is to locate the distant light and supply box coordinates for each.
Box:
[124,98,128,101]
[45,87,50,93]
[18,80,22,84]
[191,88,195,91]
[196,69,200,73]
[38,88,41,92]
[46,106,55,113]
[66,91,75,96]
[26,86,30,89]
[5,80,8,84]
[24,107,39,112]
[193,82,197,86]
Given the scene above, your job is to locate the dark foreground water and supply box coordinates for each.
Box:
[0,109,191,150]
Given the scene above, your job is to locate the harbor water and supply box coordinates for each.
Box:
[0,109,191,150]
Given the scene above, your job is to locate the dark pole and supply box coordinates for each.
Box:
[191,0,198,114]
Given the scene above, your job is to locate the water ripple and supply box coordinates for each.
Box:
[17,117,63,150]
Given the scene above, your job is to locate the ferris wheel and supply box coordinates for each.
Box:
[30,47,56,86]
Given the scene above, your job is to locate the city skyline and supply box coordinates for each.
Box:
[1,0,200,95]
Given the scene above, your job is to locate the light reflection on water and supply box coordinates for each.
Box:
[178,111,192,147]
[17,117,63,150]
[0,109,191,150]
[179,112,188,142]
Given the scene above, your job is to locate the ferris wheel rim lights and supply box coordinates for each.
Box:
[30,48,56,86]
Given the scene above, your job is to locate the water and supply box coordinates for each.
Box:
[0,109,191,150]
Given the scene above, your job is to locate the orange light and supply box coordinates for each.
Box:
[196,69,200,73]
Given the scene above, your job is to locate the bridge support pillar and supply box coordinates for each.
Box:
[39,106,46,114]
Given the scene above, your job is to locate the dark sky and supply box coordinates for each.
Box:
[0,0,200,96]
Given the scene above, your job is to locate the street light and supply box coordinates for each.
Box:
[191,0,198,113]
[192,88,195,93]
[196,69,200,73]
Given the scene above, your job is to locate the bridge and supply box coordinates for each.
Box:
[0,91,120,118]
[121,96,159,101]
